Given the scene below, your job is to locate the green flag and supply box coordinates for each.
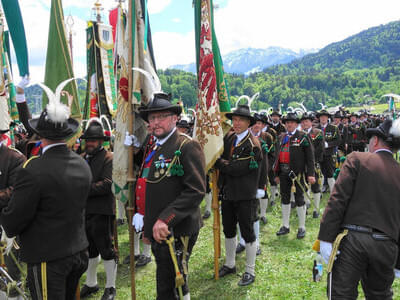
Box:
[1,0,29,76]
[43,0,81,121]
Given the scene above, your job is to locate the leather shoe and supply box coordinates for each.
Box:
[291,202,296,209]
[123,254,140,265]
[116,219,125,226]
[236,243,245,254]
[276,226,290,236]
[218,265,236,277]
[313,211,320,219]
[136,255,151,268]
[80,284,99,298]
[238,272,255,286]
[260,216,267,225]
[101,287,116,300]
[297,228,306,239]
[202,210,211,219]
[256,247,261,256]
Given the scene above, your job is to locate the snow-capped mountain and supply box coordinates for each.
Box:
[169,47,318,74]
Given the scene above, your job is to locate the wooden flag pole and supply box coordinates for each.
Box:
[211,169,221,280]
[126,0,136,299]
[75,285,80,300]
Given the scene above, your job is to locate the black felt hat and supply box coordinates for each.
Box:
[282,112,300,123]
[316,110,331,118]
[300,112,315,121]
[81,120,110,141]
[367,119,400,149]
[29,109,79,140]
[270,110,282,117]
[139,93,182,122]
[177,119,190,129]
[226,105,256,126]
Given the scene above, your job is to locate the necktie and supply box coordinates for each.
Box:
[283,133,292,145]
[145,142,160,164]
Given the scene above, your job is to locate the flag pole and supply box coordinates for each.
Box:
[211,169,221,280]
[126,0,136,299]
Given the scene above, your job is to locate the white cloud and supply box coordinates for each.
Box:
[152,31,195,69]
[172,18,181,23]
[148,0,172,14]
[213,0,400,54]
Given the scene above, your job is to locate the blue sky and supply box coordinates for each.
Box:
[10,0,400,81]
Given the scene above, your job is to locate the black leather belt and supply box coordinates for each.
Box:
[280,163,290,173]
[343,224,393,241]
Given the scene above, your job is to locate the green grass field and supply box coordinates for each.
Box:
[82,192,400,300]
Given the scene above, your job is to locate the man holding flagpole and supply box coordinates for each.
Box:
[215,105,262,286]
[129,91,206,300]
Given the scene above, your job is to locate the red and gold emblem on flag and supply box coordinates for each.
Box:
[194,0,225,170]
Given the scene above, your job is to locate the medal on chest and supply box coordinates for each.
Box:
[154,154,172,178]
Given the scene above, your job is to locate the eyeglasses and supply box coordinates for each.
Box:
[148,113,174,123]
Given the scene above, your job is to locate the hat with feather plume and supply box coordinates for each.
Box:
[133,60,181,123]
[28,78,80,140]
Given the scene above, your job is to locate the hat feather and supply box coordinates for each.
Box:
[37,82,69,124]
[132,58,162,100]
[100,115,112,132]
[85,117,102,131]
[389,118,400,137]
[37,78,80,124]
[236,95,251,108]
[295,101,308,113]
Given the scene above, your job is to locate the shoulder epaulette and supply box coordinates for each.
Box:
[23,156,39,168]
[178,132,193,141]
[8,147,23,156]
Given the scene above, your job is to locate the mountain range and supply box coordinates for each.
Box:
[171,47,318,75]
[25,20,400,114]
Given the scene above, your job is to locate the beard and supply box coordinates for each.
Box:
[85,144,101,155]
[153,127,173,140]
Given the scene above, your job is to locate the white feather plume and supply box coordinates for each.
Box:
[132,59,162,100]
[236,95,251,108]
[294,107,305,114]
[37,78,80,124]
[295,101,308,113]
[319,103,327,110]
[389,118,400,137]
[250,92,260,104]
[85,117,102,131]
[100,115,112,132]
[188,108,196,117]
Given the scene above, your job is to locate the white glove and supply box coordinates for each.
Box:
[324,141,329,148]
[124,131,140,147]
[132,213,144,232]
[256,189,265,199]
[395,269,400,278]
[16,75,30,90]
[1,228,15,255]
[320,240,333,264]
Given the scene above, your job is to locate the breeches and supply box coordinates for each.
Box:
[221,199,256,243]
[151,233,198,300]
[330,231,397,300]
[27,250,88,300]
[86,214,116,260]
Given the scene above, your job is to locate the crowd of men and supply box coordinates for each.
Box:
[1,77,400,300]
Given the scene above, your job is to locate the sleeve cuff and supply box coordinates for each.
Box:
[15,93,26,103]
